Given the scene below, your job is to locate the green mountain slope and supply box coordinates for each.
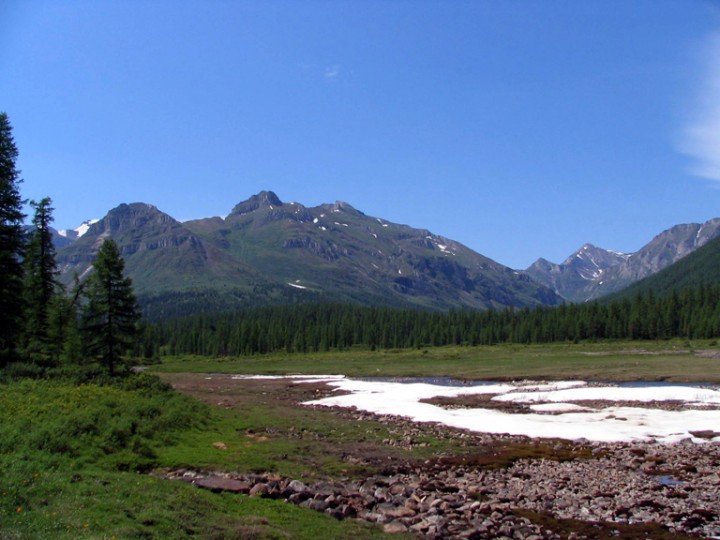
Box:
[57,192,561,317]
[56,203,262,294]
[184,191,559,310]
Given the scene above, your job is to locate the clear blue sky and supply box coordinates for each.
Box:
[2,1,720,269]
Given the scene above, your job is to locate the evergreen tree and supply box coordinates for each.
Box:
[22,197,61,365]
[82,239,140,375]
[0,112,26,365]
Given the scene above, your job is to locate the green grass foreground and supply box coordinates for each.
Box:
[154,339,720,383]
[4,340,720,539]
[0,375,397,539]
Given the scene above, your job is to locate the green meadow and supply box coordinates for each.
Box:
[3,340,719,539]
[0,374,402,539]
[154,339,720,383]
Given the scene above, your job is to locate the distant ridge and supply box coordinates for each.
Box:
[606,234,720,301]
[526,218,720,302]
[56,191,561,318]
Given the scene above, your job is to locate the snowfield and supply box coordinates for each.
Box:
[233,376,720,444]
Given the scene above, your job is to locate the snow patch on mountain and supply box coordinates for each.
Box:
[58,219,99,240]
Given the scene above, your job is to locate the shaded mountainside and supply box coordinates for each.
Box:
[526,218,720,302]
[606,234,720,302]
[57,192,561,318]
[525,244,629,303]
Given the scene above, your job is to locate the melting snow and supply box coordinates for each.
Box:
[277,377,720,444]
[59,219,99,238]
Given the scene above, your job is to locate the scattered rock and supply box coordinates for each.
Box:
[164,406,720,539]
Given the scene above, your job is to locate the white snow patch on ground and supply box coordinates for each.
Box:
[493,385,720,405]
[286,377,720,444]
[529,403,593,413]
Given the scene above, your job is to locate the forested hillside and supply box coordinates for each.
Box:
[144,284,720,356]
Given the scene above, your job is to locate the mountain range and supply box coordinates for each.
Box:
[53,191,720,318]
[55,191,560,318]
[525,218,720,302]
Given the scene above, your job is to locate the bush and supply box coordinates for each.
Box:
[0,376,210,472]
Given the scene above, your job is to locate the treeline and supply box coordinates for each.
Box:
[0,113,141,378]
[144,285,720,356]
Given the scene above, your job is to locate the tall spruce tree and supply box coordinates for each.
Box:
[82,239,140,375]
[0,113,26,365]
[22,197,61,365]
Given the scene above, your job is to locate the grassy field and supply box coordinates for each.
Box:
[153,339,720,383]
[0,375,402,539]
[4,339,720,539]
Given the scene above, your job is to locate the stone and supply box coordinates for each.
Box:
[194,476,251,493]
[249,482,269,496]
[383,521,409,534]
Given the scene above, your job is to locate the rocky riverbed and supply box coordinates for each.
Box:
[161,408,720,539]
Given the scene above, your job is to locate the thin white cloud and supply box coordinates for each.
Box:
[679,34,720,181]
[324,64,341,82]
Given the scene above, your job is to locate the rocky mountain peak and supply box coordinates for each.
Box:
[527,217,720,302]
[230,191,283,217]
[90,203,175,236]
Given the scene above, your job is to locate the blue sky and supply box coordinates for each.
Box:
[2,1,720,269]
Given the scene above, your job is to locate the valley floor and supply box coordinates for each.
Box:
[161,373,720,539]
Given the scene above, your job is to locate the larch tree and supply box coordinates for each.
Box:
[22,197,61,365]
[82,239,140,376]
[0,112,26,365]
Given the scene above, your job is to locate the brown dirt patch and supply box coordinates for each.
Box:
[159,373,349,409]
[420,393,533,413]
[421,394,720,414]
